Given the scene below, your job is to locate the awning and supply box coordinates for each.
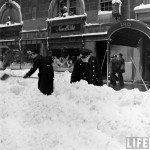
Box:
[48,36,83,49]
[0,40,19,46]
[83,32,107,42]
[0,38,46,46]
[107,19,150,47]
[21,38,46,45]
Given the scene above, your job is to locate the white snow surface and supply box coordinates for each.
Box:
[112,0,122,4]
[134,3,150,11]
[0,69,150,150]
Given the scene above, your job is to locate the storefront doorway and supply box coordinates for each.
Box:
[107,19,150,82]
[96,41,107,78]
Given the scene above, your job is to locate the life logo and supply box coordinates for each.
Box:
[126,137,149,149]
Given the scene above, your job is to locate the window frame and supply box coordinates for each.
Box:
[57,0,77,16]
[99,0,112,11]
[69,0,76,15]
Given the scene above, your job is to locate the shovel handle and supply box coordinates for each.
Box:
[11,75,38,79]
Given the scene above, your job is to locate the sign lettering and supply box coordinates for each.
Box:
[126,137,149,149]
[58,25,75,32]
[120,22,131,28]
[51,23,81,33]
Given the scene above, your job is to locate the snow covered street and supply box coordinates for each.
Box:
[0,69,150,150]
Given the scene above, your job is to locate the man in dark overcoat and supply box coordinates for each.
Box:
[109,55,119,86]
[70,48,103,86]
[23,50,54,95]
[109,53,125,87]
[116,53,125,87]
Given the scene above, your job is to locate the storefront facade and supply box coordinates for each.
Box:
[46,0,108,75]
[0,0,48,69]
[1,0,150,83]
[0,0,111,76]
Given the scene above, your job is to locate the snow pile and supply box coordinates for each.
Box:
[134,3,150,11]
[112,0,122,4]
[0,69,150,150]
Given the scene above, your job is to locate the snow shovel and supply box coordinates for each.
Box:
[0,73,10,80]
[0,73,38,81]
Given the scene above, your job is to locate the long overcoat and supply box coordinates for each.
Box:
[71,56,103,86]
[25,55,54,95]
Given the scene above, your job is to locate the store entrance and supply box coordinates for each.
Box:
[96,41,107,78]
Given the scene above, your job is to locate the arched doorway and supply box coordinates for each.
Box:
[107,19,150,82]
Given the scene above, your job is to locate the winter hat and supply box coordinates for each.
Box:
[31,50,39,54]
[111,55,117,58]
[119,53,123,57]
[80,48,92,56]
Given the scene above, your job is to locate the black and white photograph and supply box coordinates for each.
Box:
[0,0,150,150]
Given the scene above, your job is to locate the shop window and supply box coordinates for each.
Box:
[51,48,80,72]
[56,0,67,17]
[60,0,67,8]
[69,0,76,15]
[99,0,112,11]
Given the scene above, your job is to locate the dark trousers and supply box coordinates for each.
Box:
[110,72,118,86]
[110,72,124,86]
[118,73,124,86]
[38,75,54,95]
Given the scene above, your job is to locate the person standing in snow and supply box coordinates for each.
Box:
[109,55,119,86]
[109,53,125,87]
[23,50,54,95]
[70,48,103,86]
[116,53,125,87]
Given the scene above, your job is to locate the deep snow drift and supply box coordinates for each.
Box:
[0,69,150,150]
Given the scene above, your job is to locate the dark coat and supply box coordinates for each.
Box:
[117,57,125,73]
[71,56,103,86]
[109,57,120,73]
[25,55,54,95]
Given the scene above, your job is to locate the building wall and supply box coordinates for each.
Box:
[20,0,50,30]
[0,0,99,29]
[0,0,144,30]
[85,0,98,23]
[0,0,50,30]
[84,41,96,56]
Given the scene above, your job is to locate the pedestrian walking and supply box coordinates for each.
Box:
[70,48,103,86]
[23,50,54,95]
